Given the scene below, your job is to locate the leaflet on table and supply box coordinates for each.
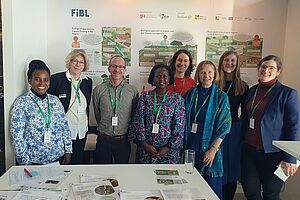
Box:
[9,166,70,190]
[120,190,164,200]
[10,189,67,200]
[72,179,120,200]
[161,188,206,200]
[80,174,120,187]
[274,160,300,182]
[120,188,206,200]
[155,169,187,185]
[0,191,21,200]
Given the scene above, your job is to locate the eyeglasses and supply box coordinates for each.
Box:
[109,64,126,70]
[72,59,85,65]
[260,64,277,71]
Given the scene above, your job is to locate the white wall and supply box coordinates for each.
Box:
[283,0,300,93]
[281,0,300,199]
[2,0,48,168]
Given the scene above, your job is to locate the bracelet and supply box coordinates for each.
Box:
[211,145,219,151]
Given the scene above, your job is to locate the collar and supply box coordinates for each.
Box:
[66,70,88,82]
[29,89,48,101]
[109,79,125,88]
[259,78,277,88]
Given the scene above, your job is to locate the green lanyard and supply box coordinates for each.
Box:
[70,79,82,104]
[174,78,186,95]
[32,97,51,128]
[225,82,233,94]
[108,84,124,114]
[250,84,276,117]
[153,91,168,124]
[193,93,210,123]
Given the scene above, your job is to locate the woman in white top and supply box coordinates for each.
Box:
[48,49,93,164]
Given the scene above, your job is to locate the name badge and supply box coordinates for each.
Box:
[44,129,51,144]
[191,123,198,133]
[249,118,255,129]
[112,116,118,126]
[78,104,84,114]
[58,94,67,98]
[152,123,159,133]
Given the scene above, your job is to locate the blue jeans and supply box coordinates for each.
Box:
[241,144,283,200]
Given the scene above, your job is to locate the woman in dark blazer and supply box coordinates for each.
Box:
[241,55,300,200]
[48,49,92,164]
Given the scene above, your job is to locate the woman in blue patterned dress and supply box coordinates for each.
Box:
[10,60,72,165]
[129,64,185,164]
[185,60,231,199]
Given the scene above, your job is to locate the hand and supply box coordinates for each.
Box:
[203,148,217,167]
[62,153,71,165]
[156,146,170,159]
[141,141,158,156]
[278,161,299,177]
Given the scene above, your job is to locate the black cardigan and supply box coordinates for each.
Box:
[48,71,93,116]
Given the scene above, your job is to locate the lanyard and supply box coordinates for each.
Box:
[174,78,186,95]
[225,82,233,94]
[193,93,210,123]
[32,97,51,128]
[108,84,124,114]
[250,84,275,117]
[70,79,82,104]
[153,91,168,124]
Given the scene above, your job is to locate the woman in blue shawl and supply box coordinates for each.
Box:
[185,60,231,199]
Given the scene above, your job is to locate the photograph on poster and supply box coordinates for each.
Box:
[102,27,131,66]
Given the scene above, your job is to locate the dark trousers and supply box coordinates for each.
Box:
[241,144,283,200]
[93,135,131,164]
[70,137,86,164]
[222,181,237,200]
[203,175,222,200]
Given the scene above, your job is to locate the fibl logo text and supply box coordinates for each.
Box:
[71,9,90,17]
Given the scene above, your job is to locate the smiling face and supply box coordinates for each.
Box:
[108,56,126,82]
[258,60,281,82]
[175,53,190,75]
[30,70,50,95]
[154,67,170,90]
[69,55,85,75]
[198,64,215,88]
[222,53,237,74]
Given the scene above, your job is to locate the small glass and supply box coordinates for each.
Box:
[184,149,195,174]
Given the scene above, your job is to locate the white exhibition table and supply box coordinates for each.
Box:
[0,164,219,200]
[272,140,300,160]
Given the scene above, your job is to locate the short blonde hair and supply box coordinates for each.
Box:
[194,60,219,84]
[65,49,90,71]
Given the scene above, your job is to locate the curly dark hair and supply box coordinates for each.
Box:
[169,49,194,77]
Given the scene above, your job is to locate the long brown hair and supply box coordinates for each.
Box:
[217,51,247,95]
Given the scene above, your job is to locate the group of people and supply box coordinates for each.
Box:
[10,48,300,200]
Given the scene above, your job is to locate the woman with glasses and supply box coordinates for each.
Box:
[241,55,300,200]
[48,49,92,164]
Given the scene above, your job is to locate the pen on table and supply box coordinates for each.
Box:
[24,168,33,177]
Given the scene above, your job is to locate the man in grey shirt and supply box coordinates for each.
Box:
[93,55,138,164]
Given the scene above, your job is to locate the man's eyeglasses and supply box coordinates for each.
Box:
[72,59,85,65]
[109,64,126,70]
